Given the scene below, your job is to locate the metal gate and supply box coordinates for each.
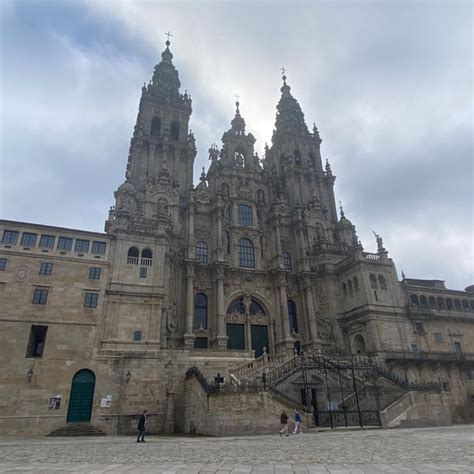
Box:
[268,354,383,428]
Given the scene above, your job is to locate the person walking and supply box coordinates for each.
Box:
[279,410,289,436]
[292,409,303,434]
[137,409,147,443]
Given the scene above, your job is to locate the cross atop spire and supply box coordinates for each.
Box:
[165,31,173,46]
[339,201,345,218]
[234,94,240,113]
[280,66,287,84]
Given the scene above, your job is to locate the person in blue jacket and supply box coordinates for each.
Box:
[292,409,303,434]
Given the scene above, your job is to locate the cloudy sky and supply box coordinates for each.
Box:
[1,0,472,290]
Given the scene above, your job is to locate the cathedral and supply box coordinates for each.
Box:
[0,40,473,436]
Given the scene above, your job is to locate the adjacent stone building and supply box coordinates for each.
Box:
[0,40,473,436]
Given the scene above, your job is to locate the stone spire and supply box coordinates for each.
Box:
[230,98,246,135]
[272,72,309,141]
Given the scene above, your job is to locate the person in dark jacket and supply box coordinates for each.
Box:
[279,411,289,436]
[137,410,147,443]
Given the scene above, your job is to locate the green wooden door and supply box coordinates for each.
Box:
[251,325,269,357]
[227,323,245,350]
[67,369,95,423]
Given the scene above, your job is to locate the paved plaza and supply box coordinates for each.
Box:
[0,425,473,473]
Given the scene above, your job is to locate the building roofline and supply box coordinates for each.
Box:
[0,219,108,239]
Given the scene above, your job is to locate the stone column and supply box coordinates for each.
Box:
[278,273,293,354]
[303,277,320,350]
[245,317,252,352]
[216,196,223,262]
[274,220,283,269]
[215,266,228,349]
[184,263,195,348]
[164,390,175,434]
[187,193,195,259]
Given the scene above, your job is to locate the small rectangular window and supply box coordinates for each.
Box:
[414,322,424,334]
[133,330,142,341]
[88,267,101,280]
[39,262,53,275]
[75,239,90,253]
[434,333,443,343]
[84,292,98,308]
[21,232,37,247]
[91,241,106,255]
[194,337,208,349]
[454,341,462,354]
[57,237,73,251]
[139,267,147,278]
[32,288,48,305]
[39,235,55,249]
[442,382,450,392]
[26,325,48,358]
[2,230,19,245]
[411,343,419,356]
[0,258,7,271]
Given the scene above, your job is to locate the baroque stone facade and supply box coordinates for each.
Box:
[0,40,473,435]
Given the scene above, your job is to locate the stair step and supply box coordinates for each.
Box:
[48,423,107,436]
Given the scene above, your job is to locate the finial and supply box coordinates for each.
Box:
[200,167,206,182]
[281,66,287,84]
[339,201,345,219]
[234,94,240,113]
[164,31,173,47]
[325,159,332,174]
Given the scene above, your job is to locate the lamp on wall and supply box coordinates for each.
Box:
[27,368,34,383]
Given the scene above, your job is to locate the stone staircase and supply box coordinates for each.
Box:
[48,423,107,436]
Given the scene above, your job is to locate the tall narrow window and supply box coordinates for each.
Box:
[282,252,292,272]
[84,292,98,308]
[454,342,462,354]
[237,204,253,226]
[26,325,48,358]
[196,241,208,264]
[139,267,147,278]
[39,235,55,249]
[369,274,378,289]
[141,248,153,266]
[32,288,48,305]
[170,121,180,140]
[288,300,298,333]
[238,238,255,268]
[194,293,208,329]
[150,116,161,136]
[0,258,7,271]
[21,233,37,247]
[39,262,53,275]
[378,275,387,290]
[2,230,19,245]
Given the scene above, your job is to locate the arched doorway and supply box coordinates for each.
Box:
[352,334,367,355]
[67,369,96,423]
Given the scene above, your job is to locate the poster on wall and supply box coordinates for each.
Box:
[101,395,112,408]
[48,395,62,410]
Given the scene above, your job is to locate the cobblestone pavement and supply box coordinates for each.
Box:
[0,425,473,473]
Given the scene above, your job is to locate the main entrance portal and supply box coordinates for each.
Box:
[227,323,245,350]
[251,325,269,357]
[66,369,96,423]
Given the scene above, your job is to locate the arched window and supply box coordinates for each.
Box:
[294,149,302,165]
[141,248,153,266]
[170,121,180,140]
[429,296,437,308]
[446,298,453,310]
[127,246,139,265]
[288,300,298,333]
[196,241,208,264]
[420,295,428,307]
[228,298,245,314]
[369,274,378,289]
[282,252,292,272]
[454,299,462,310]
[437,297,445,309]
[353,277,360,292]
[150,116,161,136]
[237,204,253,226]
[378,275,387,290]
[342,282,347,297]
[249,299,265,315]
[257,189,265,204]
[410,294,419,305]
[238,238,255,268]
[194,293,208,329]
